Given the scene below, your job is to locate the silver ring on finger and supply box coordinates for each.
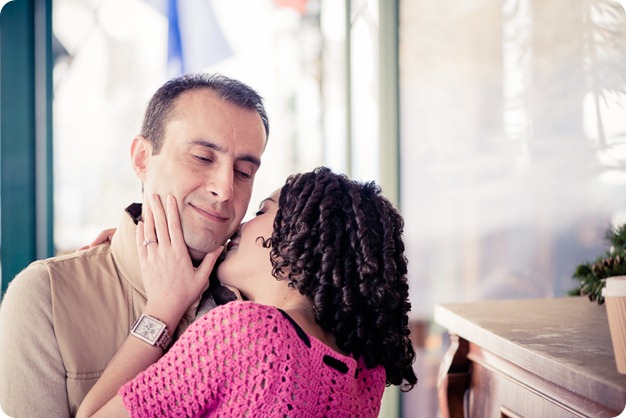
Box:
[143,239,158,247]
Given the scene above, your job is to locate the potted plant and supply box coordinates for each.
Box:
[570,224,626,304]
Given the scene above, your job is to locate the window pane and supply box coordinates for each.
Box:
[400,0,626,318]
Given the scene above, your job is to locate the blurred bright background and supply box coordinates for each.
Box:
[2,0,626,416]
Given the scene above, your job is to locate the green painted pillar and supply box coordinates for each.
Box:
[379,0,400,209]
[0,0,53,296]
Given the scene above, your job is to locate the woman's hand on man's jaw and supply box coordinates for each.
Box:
[137,194,223,323]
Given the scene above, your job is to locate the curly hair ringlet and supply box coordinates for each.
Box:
[268,166,417,391]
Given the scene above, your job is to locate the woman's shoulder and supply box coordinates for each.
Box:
[211,300,278,316]
[176,302,284,358]
[199,301,285,332]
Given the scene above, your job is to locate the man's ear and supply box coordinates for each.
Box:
[130,135,151,181]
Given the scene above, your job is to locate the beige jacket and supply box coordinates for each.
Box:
[0,205,203,417]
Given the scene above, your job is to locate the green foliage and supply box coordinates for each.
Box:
[571,224,626,304]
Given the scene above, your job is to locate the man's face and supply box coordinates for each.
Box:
[134,88,267,262]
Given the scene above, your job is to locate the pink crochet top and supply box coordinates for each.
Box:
[119,301,386,417]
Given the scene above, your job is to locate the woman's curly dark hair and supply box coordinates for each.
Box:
[268,167,417,391]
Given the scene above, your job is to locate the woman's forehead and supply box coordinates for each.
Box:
[270,188,281,200]
[258,189,281,208]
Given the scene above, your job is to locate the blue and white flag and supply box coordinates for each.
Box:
[146,0,233,77]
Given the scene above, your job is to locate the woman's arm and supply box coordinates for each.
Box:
[81,337,163,418]
[77,194,221,417]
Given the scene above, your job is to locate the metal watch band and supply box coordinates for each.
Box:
[155,327,172,351]
[130,314,172,351]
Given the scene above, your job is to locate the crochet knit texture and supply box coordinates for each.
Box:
[120,301,386,417]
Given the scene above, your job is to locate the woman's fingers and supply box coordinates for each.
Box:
[197,246,224,283]
[149,194,170,245]
[165,195,186,250]
[136,221,147,259]
[77,228,117,251]
[136,194,220,310]
[143,202,156,247]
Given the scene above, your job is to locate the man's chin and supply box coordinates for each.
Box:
[186,240,227,265]
[187,246,211,266]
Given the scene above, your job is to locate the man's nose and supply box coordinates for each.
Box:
[208,166,234,201]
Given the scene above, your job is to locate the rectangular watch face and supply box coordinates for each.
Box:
[133,315,166,344]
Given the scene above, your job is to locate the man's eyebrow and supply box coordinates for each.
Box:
[191,139,261,167]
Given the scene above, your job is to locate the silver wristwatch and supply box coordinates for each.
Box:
[130,314,172,351]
